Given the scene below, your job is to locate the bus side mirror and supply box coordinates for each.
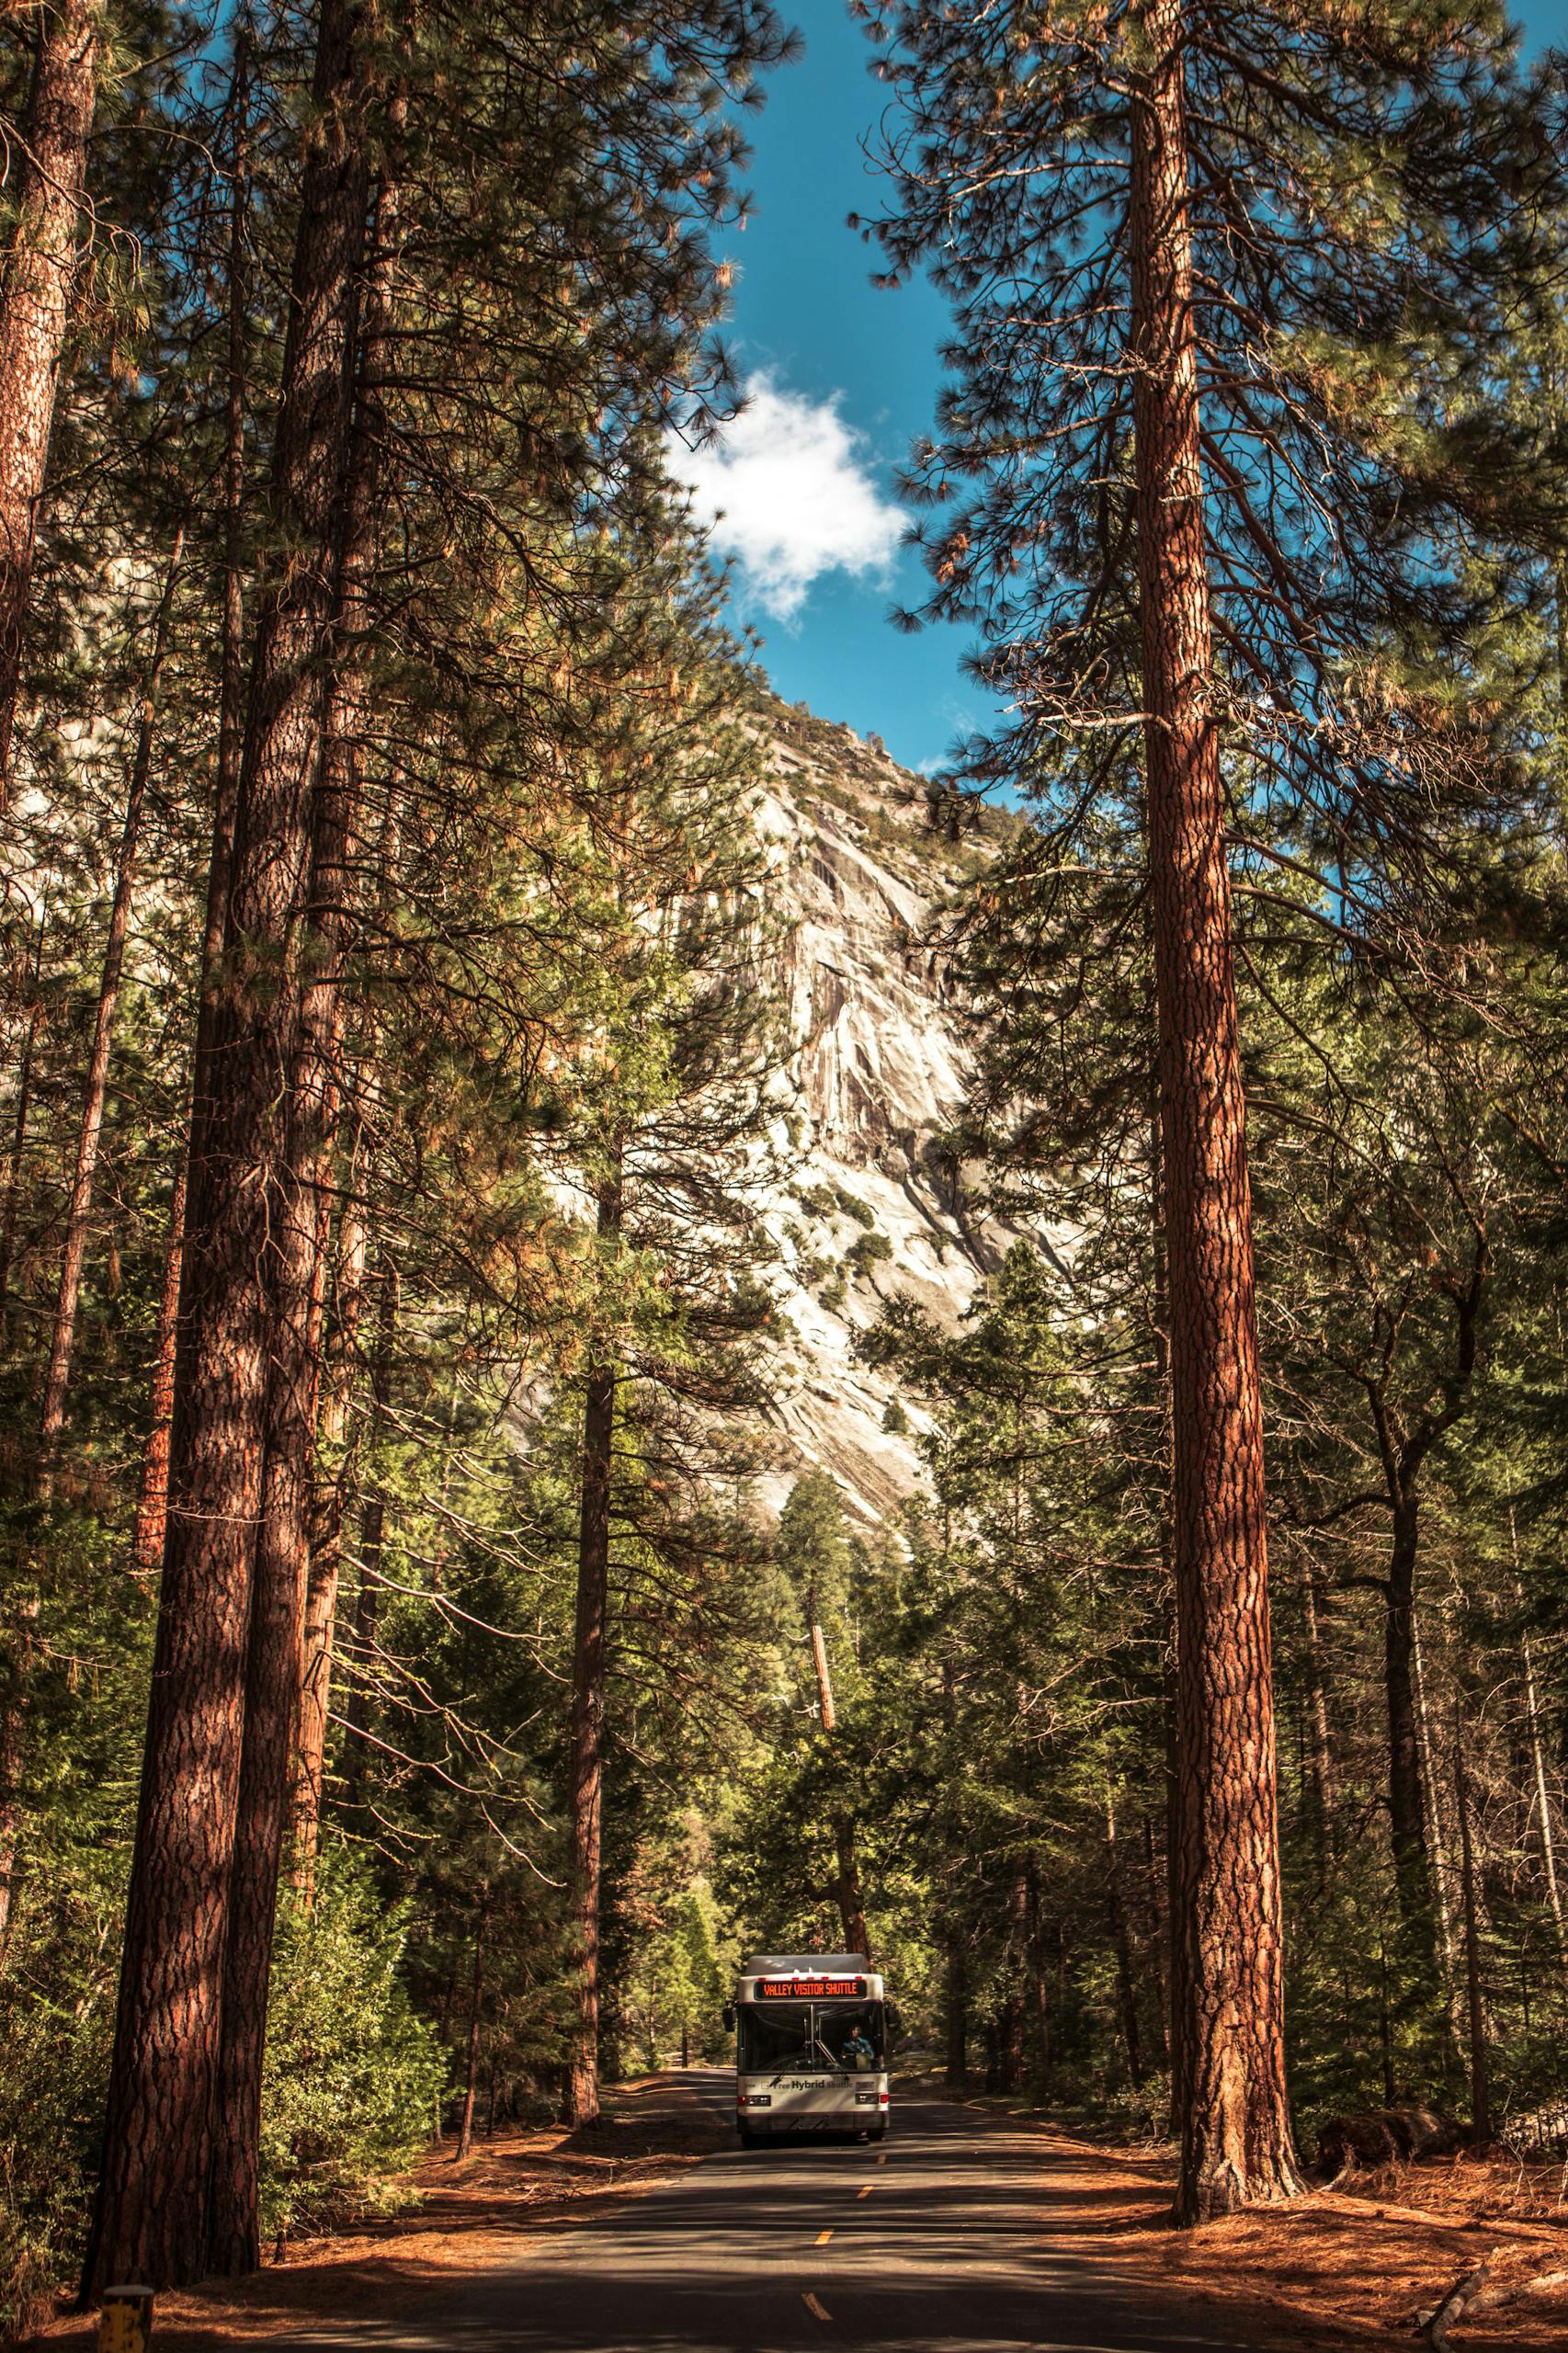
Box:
[883,2003,901,2034]
[722,2003,736,2030]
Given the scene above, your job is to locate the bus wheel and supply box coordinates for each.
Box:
[738,2126,760,2149]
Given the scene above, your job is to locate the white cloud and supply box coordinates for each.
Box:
[672,375,904,622]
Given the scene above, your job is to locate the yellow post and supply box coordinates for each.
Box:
[98,2286,153,2353]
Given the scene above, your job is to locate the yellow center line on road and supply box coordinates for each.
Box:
[857,2185,873,2199]
[802,2293,833,2324]
[815,2229,834,2245]
[876,2151,888,2165]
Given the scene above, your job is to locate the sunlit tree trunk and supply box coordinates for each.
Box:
[209,147,399,2268]
[291,1176,367,1891]
[1453,1703,1490,2142]
[36,529,185,1499]
[0,0,101,799]
[564,1159,623,2128]
[132,47,252,1580]
[1302,1563,1336,1879]
[457,1896,487,2161]
[1130,0,1299,2222]
[1105,1793,1145,2089]
[0,908,46,1349]
[83,0,376,2290]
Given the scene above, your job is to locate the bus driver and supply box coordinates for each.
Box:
[841,2025,876,2071]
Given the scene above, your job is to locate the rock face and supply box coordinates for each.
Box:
[749,698,1025,1529]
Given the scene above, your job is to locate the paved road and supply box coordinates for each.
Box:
[292,2073,1278,2353]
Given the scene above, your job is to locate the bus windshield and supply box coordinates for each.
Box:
[738,1999,884,2075]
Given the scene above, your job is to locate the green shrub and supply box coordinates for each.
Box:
[259,1854,448,2240]
[847,1230,892,1275]
[0,1986,108,2340]
[0,1847,122,2340]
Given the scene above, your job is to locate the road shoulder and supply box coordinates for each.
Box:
[915,2078,1568,2349]
[17,2074,729,2353]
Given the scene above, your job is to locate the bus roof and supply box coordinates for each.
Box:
[736,1955,885,2002]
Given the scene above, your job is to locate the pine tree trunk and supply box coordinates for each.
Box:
[1384,1495,1437,1963]
[1303,1564,1336,1877]
[285,206,382,1883]
[338,1248,394,1817]
[1510,1515,1568,1969]
[131,45,252,1585]
[1105,1794,1145,2090]
[1025,1859,1051,2082]
[0,909,45,1349]
[291,1181,367,1891]
[206,1035,337,2276]
[131,1157,187,1578]
[1129,0,1299,2223]
[564,1165,622,2129]
[82,0,375,2293]
[993,1864,1029,2094]
[5,540,181,1965]
[0,0,101,799]
[0,1596,34,1972]
[944,1931,967,2085]
[1453,1705,1490,2143]
[0,914,45,1961]
[1522,1619,1567,1967]
[808,1608,836,1732]
[833,1813,870,1961]
[36,529,185,1500]
[208,144,399,2261]
[457,1901,486,2162]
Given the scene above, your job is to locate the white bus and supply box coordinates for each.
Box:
[727,1953,891,2146]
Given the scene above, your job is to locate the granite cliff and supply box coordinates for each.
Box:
[747,697,1028,1528]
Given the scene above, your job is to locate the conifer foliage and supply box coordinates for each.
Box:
[1,0,1568,2325]
[855,0,1566,2219]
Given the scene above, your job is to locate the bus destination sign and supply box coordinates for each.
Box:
[757,1975,864,2000]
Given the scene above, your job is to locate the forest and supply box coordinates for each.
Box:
[2,0,1568,2333]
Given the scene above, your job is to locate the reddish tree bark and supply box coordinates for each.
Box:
[1361,1237,1484,1995]
[36,529,185,1499]
[286,171,398,1892]
[1105,1794,1145,2090]
[563,1164,622,2130]
[456,1898,487,2162]
[207,1033,335,2275]
[290,1179,367,1890]
[131,40,251,1583]
[833,1813,870,1961]
[0,0,101,799]
[209,154,398,2271]
[130,1154,186,1577]
[1453,1704,1491,2143]
[82,0,375,2292]
[1129,0,1300,2223]
[338,1255,395,1815]
[0,907,46,1349]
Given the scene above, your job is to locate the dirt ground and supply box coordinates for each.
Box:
[19,2075,1568,2350]
[18,2077,727,2353]
[944,2082,1568,2348]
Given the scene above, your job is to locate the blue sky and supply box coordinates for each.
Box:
[672,0,1567,779]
